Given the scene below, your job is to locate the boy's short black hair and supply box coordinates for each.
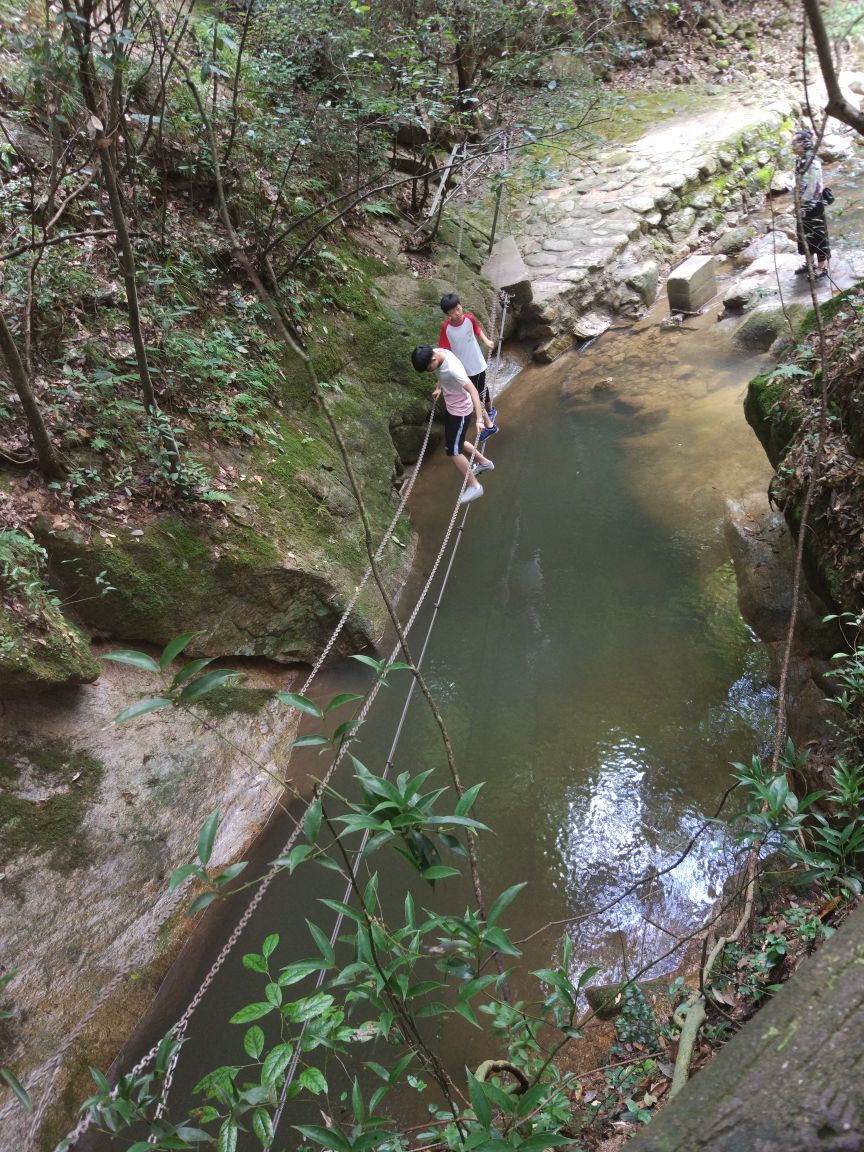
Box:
[411,345,435,372]
[440,293,460,314]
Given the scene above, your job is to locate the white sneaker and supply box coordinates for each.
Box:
[459,484,484,505]
[473,461,495,475]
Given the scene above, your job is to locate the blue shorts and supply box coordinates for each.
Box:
[444,410,471,456]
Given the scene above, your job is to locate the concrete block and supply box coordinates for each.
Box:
[667,253,717,313]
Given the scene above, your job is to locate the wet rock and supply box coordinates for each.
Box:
[666,207,698,243]
[723,277,772,312]
[732,301,805,352]
[533,332,575,363]
[622,259,659,305]
[724,494,836,656]
[819,132,856,162]
[740,230,797,261]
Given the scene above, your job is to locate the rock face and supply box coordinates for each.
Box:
[625,901,864,1152]
[723,495,839,745]
[0,596,100,693]
[0,660,297,1149]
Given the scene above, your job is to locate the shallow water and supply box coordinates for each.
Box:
[90,288,781,1148]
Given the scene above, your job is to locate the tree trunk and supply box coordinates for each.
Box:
[0,310,66,481]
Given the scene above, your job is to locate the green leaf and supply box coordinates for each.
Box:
[114,697,174,723]
[89,1067,111,1094]
[351,1076,365,1123]
[487,882,527,926]
[291,734,330,748]
[350,654,384,672]
[421,865,461,881]
[244,1026,265,1060]
[214,861,247,885]
[229,1002,275,1024]
[189,891,219,914]
[323,692,364,714]
[0,969,18,993]
[278,960,323,986]
[273,844,313,873]
[262,933,279,958]
[332,719,360,741]
[577,965,601,990]
[297,1068,328,1096]
[159,631,202,670]
[455,782,485,817]
[0,1067,32,1111]
[261,1042,294,1085]
[304,798,322,844]
[102,650,161,673]
[467,1071,492,1128]
[168,862,206,891]
[306,919,336,966]
[252,1108,274,1146]
[179,669,242,702]
[171,657,215,689]
[242,953,268,974]
[218,1119,238,1152]
[198,809,220,866]
[285,992,334,1022]
[275,692,323,718]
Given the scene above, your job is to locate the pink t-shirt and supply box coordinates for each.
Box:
[435,349,474,416]
[438,313,487,375]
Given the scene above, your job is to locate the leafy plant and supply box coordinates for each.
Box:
[102,631,244,722]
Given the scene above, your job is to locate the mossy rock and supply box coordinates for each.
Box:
[37,517,375,664]
[733,302,807,354]
[0,582,99,695]
[584,975,671,1019]
[744,371,806,467]
[0,737,104,871]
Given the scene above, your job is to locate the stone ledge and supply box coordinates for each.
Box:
[626,902,864,1151]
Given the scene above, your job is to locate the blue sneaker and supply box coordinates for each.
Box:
[478,423,499,444]
[487,406,497,421]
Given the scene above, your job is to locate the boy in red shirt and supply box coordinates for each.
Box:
[439,293,499,440]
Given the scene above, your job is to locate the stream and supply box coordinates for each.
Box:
[92,277,782,1148]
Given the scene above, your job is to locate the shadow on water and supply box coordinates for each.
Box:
[91,289,780,1149]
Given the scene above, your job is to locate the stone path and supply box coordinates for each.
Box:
[483,78,862,361]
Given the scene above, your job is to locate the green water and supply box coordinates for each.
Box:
[96,300,778,1146]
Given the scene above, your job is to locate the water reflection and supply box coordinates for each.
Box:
[552,732,739,979]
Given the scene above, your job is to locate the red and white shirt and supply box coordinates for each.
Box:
[438,313,487,376]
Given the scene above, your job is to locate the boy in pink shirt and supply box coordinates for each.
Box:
[438,293,498,434]
[411,345,497,505]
